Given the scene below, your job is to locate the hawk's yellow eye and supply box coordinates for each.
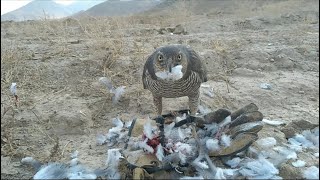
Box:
[158,55,163,61]
[177,54,182,60]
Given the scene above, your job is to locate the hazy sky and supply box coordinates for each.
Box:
[1,0,75,15]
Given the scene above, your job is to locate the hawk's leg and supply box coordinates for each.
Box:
[188,90,200,116]
[153,96,162,116]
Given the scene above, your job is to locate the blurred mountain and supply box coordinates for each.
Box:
[1,0,106,21]
[66,1,106,14]
[74,0,161,17]
[1,0,71,21]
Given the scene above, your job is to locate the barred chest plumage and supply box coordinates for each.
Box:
[144,71,202,98]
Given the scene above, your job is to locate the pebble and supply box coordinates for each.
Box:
[309,97,317,101]
[260,83,272,90]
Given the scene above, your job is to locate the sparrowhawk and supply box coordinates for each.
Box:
[142,44,207,116]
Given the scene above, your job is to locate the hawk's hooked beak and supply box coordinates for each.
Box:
[167,58,173,73]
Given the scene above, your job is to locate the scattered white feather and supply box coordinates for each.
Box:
[96,134,107,145]
[273,146,297,159]
[291,160,306,167]
[175,113,187,123]
[94,167,120,179]
[99,77,125,104]
[302,128,319,147]
[33,163,67,180]
[223,168,237,177]
[221,134,231,147]
[256,137,277,148]
[178,127,187,140]
[171,65,183,80]
[69,158,78,167]
[219,116,231,127]
[112,117,124,128]
[262,150,289,167]
[180,176,204,179]
[288,137,302,146]
[125,119,133,128]
[192,159,209,169]
[205,88,214,98]
[303,166,319,179]
[106,149,123,168]
[164,122,175,138]
[285,143,303,153]
[143,122,155,139]
[291,134,314,148]
[204,123,219,136]
[10,82,17,95]
[214,167,226,179]
[166,141,174,151]
[70,150,79,159]
[286,138,303,152]
[108,125,122,135]
[67,165,97,179]
[163,152,181,165]
[178,151,187,164]
[226,157,242,168]
[206,138,220,152]
[239,156,279,179]
[21,157,38,166]
[99,77,113,90]
[182,127,192,137]
[201,84,211,88]
[127,137,140,150]
[138,139,154,153]
[21,156,43,170]
[112,86,125,104]
[198,105,211,114]
[175,142,193,155]
[262,119,286,126]
[156,145,165,161]
[155,71,169,80]
[155,65,183,80]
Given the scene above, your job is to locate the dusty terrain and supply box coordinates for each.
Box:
[1,0,319,179]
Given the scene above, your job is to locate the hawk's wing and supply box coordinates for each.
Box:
[142,53,158,89]
[185,46,208,82]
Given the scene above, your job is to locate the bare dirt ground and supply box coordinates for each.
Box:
[1,0,319,179]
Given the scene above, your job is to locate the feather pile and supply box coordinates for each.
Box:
[22,110,319,179]
[21,151,97,180]
[96,117,130,147]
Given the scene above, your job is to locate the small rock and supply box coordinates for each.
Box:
[279,163,303,179]
[281,120,318,138]
[270,58,275,62]
[173,24,187,35]
[260,83,272,90]
[298,91,305,94]
[281,126,297,139]
[158,25,187,35]
[309,97,317,101]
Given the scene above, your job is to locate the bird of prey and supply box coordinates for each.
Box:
[142,44,207,116]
